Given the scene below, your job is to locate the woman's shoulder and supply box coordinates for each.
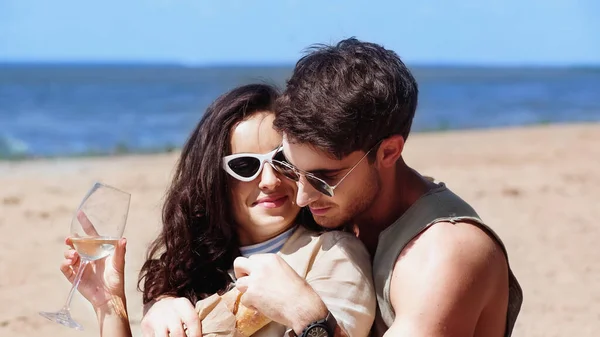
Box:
[292,226,368,257]
[282,226,373,286]
[301,227,374,289]
[318,229,362,245]
[293,226,357,242]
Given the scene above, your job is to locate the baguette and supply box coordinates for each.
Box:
[219,288,272,337]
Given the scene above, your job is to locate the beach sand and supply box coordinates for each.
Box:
[1,123,598,337]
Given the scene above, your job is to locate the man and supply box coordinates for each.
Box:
[234,38,522,337]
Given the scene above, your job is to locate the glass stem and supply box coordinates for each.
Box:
[62,259,90,311]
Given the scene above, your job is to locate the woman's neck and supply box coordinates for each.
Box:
[237,224,296,246]
[238,225,297,257]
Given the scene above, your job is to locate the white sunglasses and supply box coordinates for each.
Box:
[222,146,283,182]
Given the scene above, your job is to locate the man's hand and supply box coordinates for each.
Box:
[234,254,329,334]
[141,297,202,337]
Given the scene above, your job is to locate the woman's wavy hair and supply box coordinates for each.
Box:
[138,83,318,305]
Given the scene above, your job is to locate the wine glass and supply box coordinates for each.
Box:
[39,182,131,330]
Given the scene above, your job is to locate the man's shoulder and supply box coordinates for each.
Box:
[393,220,508,284]
[384,221,512,337]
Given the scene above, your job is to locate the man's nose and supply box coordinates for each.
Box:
[295,175,321,207]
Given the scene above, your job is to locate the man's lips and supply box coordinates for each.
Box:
[309,206,331,215]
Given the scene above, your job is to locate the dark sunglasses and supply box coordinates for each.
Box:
[271,142,381,197]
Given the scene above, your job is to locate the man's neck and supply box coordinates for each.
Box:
[355,160,432,256]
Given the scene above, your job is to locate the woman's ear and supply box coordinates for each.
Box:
[377,135,404,168]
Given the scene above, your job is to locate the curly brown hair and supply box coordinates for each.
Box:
[138,83,318,304]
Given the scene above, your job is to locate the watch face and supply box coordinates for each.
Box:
[307,326,329,337]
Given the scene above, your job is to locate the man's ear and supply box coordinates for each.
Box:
[377,135,404,168]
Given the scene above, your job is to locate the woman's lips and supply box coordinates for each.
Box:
[254,195,288,208]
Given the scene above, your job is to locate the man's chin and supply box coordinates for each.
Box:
[314,215,353,231]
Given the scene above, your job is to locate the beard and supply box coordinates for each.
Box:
[313,167,381,229]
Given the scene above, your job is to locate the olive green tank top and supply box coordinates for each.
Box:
[372,182,522,337]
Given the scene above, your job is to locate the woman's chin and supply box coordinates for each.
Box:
[251,210,298,228]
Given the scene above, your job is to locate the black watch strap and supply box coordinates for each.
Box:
[299,311,337,337]
[323,311,337,335]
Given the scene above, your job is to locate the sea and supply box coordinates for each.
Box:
[1,64,599,159]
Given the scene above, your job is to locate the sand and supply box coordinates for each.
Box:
[1,123,599,337]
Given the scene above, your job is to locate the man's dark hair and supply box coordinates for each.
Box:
[274,37,419,159]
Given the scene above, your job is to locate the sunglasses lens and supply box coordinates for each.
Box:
[271,161,299,181]
[228,157,261,178]
[272,149,286,161]
[272,159,333,197]
[306,176,333,197]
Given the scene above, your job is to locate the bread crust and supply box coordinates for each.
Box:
[218,288,272,337]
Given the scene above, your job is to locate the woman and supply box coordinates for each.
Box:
[60,84,375,337]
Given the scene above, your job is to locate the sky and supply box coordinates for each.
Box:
[1,0,599,66]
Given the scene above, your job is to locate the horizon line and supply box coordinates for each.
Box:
[1,60,600,69]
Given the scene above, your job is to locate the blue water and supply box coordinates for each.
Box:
[1,64,599,159]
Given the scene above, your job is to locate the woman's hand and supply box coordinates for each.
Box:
[60,237,127,309]
[141,296,202,337]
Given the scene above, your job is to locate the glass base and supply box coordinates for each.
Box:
[39,309,84,330]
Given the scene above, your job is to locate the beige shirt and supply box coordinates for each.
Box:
[198,226,376,337]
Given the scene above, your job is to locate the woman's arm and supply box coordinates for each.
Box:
[141,296,202,337]
[94,293,133,337]
[60,237,133,337]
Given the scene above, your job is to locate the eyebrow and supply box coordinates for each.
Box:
[231,145,281,156]
[281,151,348,175]
[310,168,345,176]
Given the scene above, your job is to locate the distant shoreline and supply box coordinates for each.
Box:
[2,121,596,162]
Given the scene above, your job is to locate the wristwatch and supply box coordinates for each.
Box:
[286,311,337,337]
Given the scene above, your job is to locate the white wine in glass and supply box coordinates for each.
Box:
[39,182,131,330]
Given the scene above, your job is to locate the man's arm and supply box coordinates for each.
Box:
[384,221,509,337]
[234,254,348,337]
[234,233,375,337]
